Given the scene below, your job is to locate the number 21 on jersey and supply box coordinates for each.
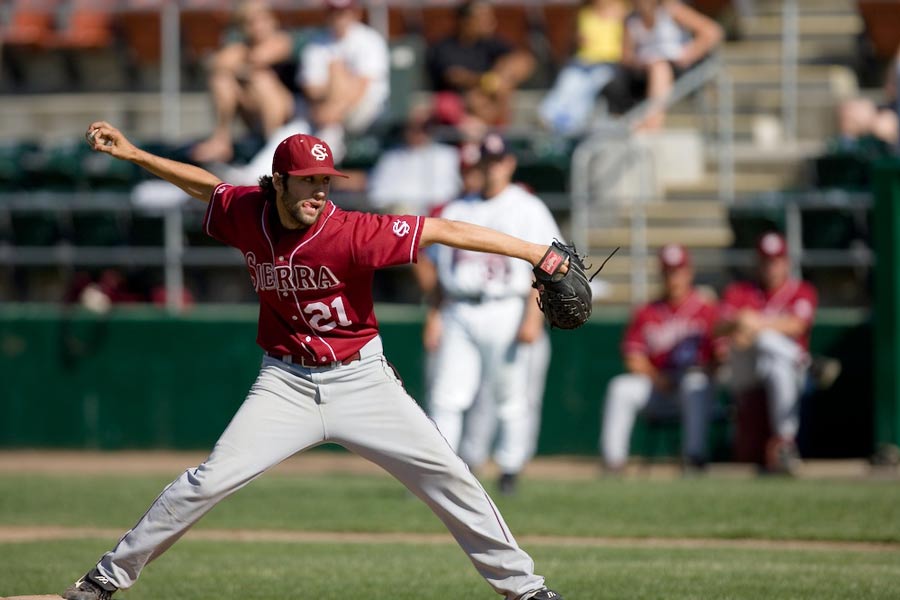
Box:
[303,296,352,332]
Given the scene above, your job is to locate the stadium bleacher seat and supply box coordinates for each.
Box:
[180,0,231,78]
[82,149,141,190]
[71,211,128,246]
[0,0,58,47]
[857,0,900,60]
[0,141,40,190]
[116,0,164,88]
[540,2,577,67]
[45,0,115,49]
[11,212,63,246]
[20,140,88,190]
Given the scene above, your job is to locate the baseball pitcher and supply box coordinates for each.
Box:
[64,123,571,600]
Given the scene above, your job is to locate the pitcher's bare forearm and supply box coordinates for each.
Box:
[86,121,221,202]
[420,217,547,267]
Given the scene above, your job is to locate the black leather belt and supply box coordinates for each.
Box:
[266,351,361,368]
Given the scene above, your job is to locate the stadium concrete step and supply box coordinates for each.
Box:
[608,200,728,223]
[0,92,214,143]
[721,37,858,65]
[741,12,862,38]
[725,64,857,86]
[587,224,734,250]
[664,172,791,201]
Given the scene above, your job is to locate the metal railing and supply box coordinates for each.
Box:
[570,54,735,305]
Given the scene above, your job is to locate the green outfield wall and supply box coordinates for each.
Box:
[873,159,900,455]
[0,305,872,458]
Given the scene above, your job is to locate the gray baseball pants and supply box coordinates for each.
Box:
[728,329,807,439]
[94,336,545,599]
[600,370,713,468]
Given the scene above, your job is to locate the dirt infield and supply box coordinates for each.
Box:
[0,450,883,480]
[1,525,898,553]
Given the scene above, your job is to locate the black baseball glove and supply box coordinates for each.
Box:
[532,241,593,329]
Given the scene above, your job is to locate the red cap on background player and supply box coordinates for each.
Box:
[479,132,509,160]
[272,134,348,178]
[756,231,788,259]
[658,243,691,271]
[325,0,359,9]
[459,142,481,170]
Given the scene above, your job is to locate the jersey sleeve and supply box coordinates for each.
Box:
[790,282,818,326]
[718,283,744,320]
[350,213,424,269]
[203,183,254,247]
[621,307,649,357]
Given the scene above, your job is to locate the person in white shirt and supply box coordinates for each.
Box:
[217,0,388,184]
[425,133,561,495]
[368,105,461,215]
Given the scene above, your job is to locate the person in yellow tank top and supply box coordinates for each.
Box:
[539,0,627,136]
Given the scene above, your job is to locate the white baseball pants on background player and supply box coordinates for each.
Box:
[601,370,713,467]
[728,329,807,439]
[429,297,533,473]
[94,336,545,599]
[459,330,551,472]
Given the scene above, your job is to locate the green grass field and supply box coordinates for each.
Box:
[1,469,899,599]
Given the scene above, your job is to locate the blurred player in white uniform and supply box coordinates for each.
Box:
[426,134,561,494]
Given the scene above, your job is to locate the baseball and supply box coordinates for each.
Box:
[87,129,112,147]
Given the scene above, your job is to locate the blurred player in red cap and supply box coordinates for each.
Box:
[717,231,818,474]
[600,243,719,473]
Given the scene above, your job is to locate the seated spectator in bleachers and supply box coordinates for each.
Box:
[831,50,899,155]
[367,104,461,215]
[622,0,723,130]
[600,244,719,473]
[717,232,818,475]
[294,0,389,158]
[215,0,389,184]
[426,0,535,132]
[538,0,628,137]
[191,0,300,164]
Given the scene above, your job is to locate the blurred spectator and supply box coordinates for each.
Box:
[717,232,818,475]
[831,51,899,154]
[64,269,145,312]
[367,104,461,215]
[426,0,535,131]
[218,0,388,184]
[295,0,390,158]
[191,0,301,164]
[538,0,628,137]
[622,0,723,130]
[600,244,718,473]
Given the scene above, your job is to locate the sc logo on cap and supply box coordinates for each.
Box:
[311,143,329,161]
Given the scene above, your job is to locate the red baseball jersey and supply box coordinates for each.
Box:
[204,183,424,363]
[720,279,818,349]
[622,290,718,371]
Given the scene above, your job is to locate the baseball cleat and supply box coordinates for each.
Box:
[63,568,117,600]
[521,587,564,600]
[498,472,518,495]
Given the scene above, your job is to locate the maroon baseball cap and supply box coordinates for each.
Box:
[479,132,509,160]
[271,134,348,178]
[459,142,481,170]
[325,0,358,9]
[756,231,788,259]
[659,243,691,270]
